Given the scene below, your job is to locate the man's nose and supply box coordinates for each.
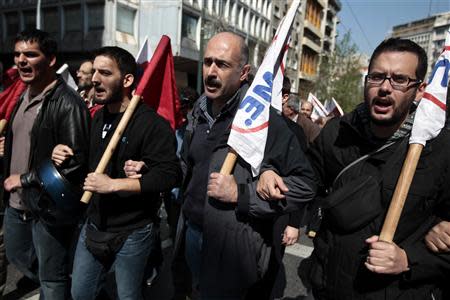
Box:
[379,77,393,93]
[17,53,27,64]
[91,71,100,84]
[206,63,218,77]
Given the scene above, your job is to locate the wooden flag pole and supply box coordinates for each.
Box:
[379,143,423,242]
[0,119,7,135]
[220,150,238,175]
[80,94,142,204]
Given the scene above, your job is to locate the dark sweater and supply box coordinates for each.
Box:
[87,102,181,233]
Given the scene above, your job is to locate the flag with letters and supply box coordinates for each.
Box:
[227,0,301,176]
[410,28,450,145]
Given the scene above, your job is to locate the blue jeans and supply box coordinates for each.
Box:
[185,221,203,292]
[71,222,155,300]
[4,207,38,283]
[4,207,75,299]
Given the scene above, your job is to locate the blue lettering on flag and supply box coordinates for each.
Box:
[238,71,274,126]
[428,59,450,87]
[239,96,265,126]
[253,72,273,102]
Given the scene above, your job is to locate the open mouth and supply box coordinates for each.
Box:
[372,98,393,113]
[94,87,106,97]
[18,67,32,76]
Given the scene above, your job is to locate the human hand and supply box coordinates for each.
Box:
[123,160,147,179]
[83,173,115,194]
[256,170,289,200]
[4,174,22,192]
[207,172,237,203]
[0,136,5,157]
[51,144,74,166]
[425,221,450,253]
[282,225,299,246]
[365,235,409,274]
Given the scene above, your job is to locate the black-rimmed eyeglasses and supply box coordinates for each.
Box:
[365,73,422,90]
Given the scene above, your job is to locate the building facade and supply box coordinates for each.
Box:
[0,0,340,93]
[391,11,450,78]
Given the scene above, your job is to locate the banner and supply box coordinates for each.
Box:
[410,28,450,145]
[307,92,327,121]
[227,0,301,176]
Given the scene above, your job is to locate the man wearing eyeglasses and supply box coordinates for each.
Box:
[259,38,450,299]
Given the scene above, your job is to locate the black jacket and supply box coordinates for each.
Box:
[87,102,181,233]
[3,77,90,225]
[305,109,450,300]
[177,84,316,298]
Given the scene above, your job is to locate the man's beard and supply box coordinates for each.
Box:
[365,96,414,127]
[93,82,122,105]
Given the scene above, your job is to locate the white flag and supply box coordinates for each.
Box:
[56,63,77,91]
[136,36,153,64]
[410,28,450,145]
[308,93,327,121]
[326,97,344,117]
[227,0,300,176]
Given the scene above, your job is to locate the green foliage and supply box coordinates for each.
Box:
[314,31,365,113]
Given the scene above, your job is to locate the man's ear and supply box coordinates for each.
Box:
[123,74,135,88]
[240,64,251,82]
[414,82,427,102]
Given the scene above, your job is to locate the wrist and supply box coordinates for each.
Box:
[110,179,119,193]
[400,248,410,272]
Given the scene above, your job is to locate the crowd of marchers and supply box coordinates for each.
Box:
[0,28,449,300]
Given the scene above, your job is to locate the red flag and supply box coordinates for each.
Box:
[2,67,21,90]
[135,35,182,130]
[0,68,26,121]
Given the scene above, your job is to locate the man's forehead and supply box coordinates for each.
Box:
[93,55,118,69]
[80,61,93,70]
[370,51,418,74]
[14,40,42,52]
[204,36,242,62]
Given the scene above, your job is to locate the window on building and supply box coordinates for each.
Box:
[231,2,237,25]
[306,0,322,29]
[64,5,82,33]
[23,9,36,30]
[238,6,244,29]
[250,14,255,35]
[181,13,198,41]
[43,8,59,38]
[5,12,19,37]
[117,5,136,35]
[300,47,318,76]
[88,4,104,30]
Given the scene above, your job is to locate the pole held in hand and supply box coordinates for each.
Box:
[379,143,423,242]
[80,94,142,204]
[220,149,238,175]
[0,120,7,135]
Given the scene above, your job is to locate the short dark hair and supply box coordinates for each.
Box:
[240,41,249,66]
[14,29,57,58]
[369,38,428,81]
[93,46,137,79]
[282,77,291,95]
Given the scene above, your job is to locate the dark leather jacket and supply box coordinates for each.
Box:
[3,76,90,225]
